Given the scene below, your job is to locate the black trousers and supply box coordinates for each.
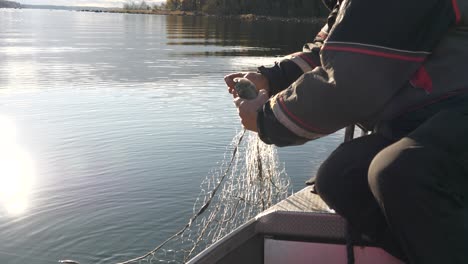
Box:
[315,109,468,264]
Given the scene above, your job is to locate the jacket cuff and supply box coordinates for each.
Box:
[257,64,287,96]
[257,99,308,147]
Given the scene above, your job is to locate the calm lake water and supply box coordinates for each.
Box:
[0,9,343,263]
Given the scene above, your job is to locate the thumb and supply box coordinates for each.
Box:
[257,89,269,101]
[233,97,244,107]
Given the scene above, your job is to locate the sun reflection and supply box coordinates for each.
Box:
[0,116,35,216]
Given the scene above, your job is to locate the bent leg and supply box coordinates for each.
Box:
[314,134,405,259]
[369,110,468,264]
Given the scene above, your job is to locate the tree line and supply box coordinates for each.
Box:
[0,0,21,8]
[123,0,153,10]
[164,0,328,17]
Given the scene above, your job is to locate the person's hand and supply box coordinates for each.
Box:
[224,72,269,98]
[233,90,269,132]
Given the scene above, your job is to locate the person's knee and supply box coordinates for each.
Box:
[315,143,367,208]
[368,138,423,206]
[316,135,392,209]
[314,140,361,210]
[314,148,345,207]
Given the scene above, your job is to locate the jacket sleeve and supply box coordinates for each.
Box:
[258,4,340,96]
[258,0,461,146]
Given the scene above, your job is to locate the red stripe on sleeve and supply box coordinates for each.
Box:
[298,54,317,68]
[322,46,426,62]
[452,0,462,24]
[278,97,327,134]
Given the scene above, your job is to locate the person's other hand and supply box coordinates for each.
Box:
[224,72,269,98]
[233,89,269,132]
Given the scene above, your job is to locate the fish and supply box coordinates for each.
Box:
[233,78,258,100]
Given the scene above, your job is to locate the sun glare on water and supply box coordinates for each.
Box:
[0,116,35,216]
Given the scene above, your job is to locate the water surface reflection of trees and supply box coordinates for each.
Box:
[165,15,324,57]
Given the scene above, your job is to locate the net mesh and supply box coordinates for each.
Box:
[119,130,291,264]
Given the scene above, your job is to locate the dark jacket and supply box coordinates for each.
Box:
[257,0,468,146]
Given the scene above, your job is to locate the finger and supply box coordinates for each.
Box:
[243,72,257,80]
[224,73,244,88]
[258,89,269,99]
[227,86,239,95]
[233,97,244,108]
[227,87,239,98]
[255,89,269,105]
[241,119,247,129]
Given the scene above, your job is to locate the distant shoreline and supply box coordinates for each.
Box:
[78,9,325,24]
[2,5,325,24]
[0,0,21,8]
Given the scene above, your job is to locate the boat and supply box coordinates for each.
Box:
[187,126,404,264]
[186,186,403,264]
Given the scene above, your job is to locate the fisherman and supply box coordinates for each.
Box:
[225,0,468,263]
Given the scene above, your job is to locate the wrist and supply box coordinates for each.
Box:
[256,104,273,144]
[257,66,280,96]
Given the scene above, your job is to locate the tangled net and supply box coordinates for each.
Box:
[119,129,291,264]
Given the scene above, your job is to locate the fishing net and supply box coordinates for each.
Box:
[119,129,291,264]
